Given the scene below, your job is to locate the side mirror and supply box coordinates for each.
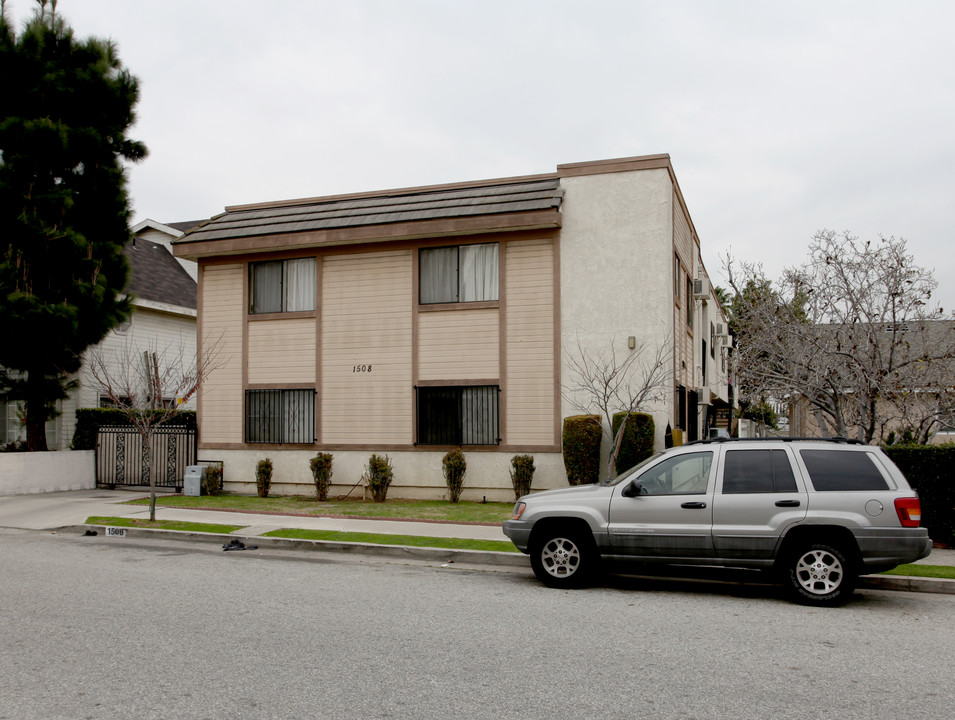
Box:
[621,481,643,498]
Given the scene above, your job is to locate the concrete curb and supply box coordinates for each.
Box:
[62,524,955,595]
[66,524,531,568]
[858,574,955,595]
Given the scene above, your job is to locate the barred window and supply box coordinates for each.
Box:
[419,243,499,304]
[416,386,500,445]
[245,389,315,444]
[249,258,316,314]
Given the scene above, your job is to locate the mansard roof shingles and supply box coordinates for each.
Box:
[178,178,564,246]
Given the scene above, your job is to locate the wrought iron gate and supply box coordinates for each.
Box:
[95,425,197,490]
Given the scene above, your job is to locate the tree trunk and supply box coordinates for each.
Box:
[25,374,49,452]
[142,436,156,521]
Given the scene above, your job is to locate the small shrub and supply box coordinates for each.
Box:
[562,415,602,486]
[309,452,334,501]
[255,458,273,498]
[510,454,535,500]
[363,453,394,503]
[201,462,223,496]
[442,448,467,503]
[611,412,655,474]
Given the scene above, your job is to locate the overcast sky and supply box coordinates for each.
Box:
[8,0,955,311]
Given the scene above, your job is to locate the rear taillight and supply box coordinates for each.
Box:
[894,497,922,527]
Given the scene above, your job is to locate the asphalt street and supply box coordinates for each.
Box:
[2,527,953,720]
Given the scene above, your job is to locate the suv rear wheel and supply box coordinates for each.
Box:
[784,542,855,606]
[529,528,597,588]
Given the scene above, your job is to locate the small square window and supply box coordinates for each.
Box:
[250,258,316,314]
[419,244,499,305]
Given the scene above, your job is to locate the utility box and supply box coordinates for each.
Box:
[184,465,204,496]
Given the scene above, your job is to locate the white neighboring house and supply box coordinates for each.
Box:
[0,220,202,450]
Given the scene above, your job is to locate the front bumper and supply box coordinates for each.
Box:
[502,520,532,553]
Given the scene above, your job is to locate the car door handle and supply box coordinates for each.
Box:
[775,500,801,507]
[681,501,707,509]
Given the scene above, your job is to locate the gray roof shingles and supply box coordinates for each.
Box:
[126,237,197,310]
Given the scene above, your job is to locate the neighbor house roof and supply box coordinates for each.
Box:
[126,237,197,310]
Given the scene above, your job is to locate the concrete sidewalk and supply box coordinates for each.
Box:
[2,489,953,594]
[0,489,509,540]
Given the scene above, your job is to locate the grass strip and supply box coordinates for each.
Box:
[124,495,513,524]
[880,564,955,580]
[85,516,244,534]
[262,527,520,553]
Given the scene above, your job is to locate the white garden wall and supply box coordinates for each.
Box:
[0,451,95,495]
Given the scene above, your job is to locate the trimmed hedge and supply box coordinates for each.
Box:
[72,408,196,450]
[883,445,955,545]
[611,412,655,475]
[562,415,602,486]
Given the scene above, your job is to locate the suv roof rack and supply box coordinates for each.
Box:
[687,436,866,446]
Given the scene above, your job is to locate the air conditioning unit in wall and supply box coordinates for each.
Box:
[693,278,709,297]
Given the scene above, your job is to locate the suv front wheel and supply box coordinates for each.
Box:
[529,528,597,589]
[783,542,856,606]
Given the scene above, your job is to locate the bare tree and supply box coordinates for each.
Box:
[563,335,672,479]
[86,337,221,520]
[726,231,955,443]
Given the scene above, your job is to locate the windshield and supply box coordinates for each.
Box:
[599,452,663,486]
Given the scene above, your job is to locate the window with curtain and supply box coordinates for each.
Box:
[416,385,500,445]
[419,243,499,305]
[250,258,316,314]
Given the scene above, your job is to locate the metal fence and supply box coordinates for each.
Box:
[96,425,197,489]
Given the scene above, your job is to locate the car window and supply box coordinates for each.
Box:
[634,452,713,495]
[799,450,889,491]
[602,452,662,486]
[722,449,797,494]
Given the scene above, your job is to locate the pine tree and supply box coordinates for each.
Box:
[0,0,147,450]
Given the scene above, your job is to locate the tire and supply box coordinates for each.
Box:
[783,542,856,607]
[529,528,598,589]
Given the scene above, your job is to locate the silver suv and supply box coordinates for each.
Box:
[503,438,932,605]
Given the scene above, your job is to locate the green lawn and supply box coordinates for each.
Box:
[125,494,513,524]
[262,528,519,553]
[85,516,244,534]
[879,564,955,580]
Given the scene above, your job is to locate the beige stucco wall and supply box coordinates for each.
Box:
[321,250,413,445]
[209,447,566,502]
[558,168,675,466]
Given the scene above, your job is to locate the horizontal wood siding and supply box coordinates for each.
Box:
[505,239,555,445]
[418,309,499,380]
[199,264,244,443]
[321,251,413,444]
[247,318,316,384]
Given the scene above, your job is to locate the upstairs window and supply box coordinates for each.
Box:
[250,258,316,314]
[419,243,499,305]
[416,385,500,445]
